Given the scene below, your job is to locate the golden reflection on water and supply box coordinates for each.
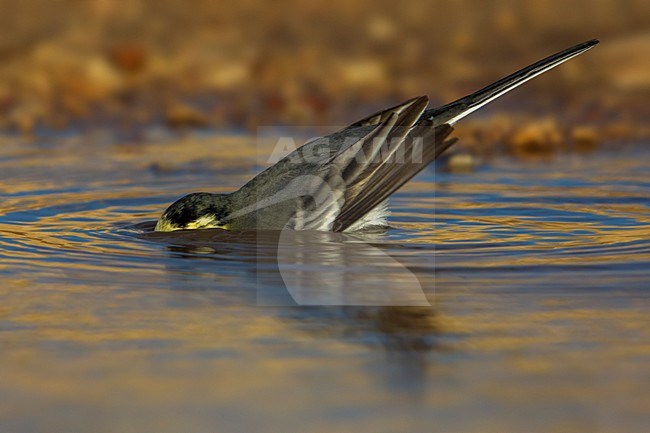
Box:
[1,135,649,432]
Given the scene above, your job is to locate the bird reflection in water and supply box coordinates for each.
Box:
[147,228,432,306]
[145,226,450,355]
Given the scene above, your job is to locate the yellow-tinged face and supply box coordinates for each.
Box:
[154,214,230,232]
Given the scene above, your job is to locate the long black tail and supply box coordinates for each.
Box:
[423,39,599,126]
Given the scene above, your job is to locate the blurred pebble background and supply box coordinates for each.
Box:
[0,0,648,146]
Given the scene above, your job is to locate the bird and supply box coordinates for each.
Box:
[155,39,598,233]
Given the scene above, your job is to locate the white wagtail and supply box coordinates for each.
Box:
[155,39,598,232]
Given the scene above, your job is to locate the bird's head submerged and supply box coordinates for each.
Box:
[154,192,231,232]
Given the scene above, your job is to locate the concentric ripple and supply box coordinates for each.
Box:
[1,134,649,433]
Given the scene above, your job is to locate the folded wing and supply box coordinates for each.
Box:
[327,96,455,232]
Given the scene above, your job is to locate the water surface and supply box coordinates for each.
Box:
[1,133,649,432]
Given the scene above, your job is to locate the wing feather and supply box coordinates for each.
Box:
[323,95,455,232]
[333,123,454,232]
